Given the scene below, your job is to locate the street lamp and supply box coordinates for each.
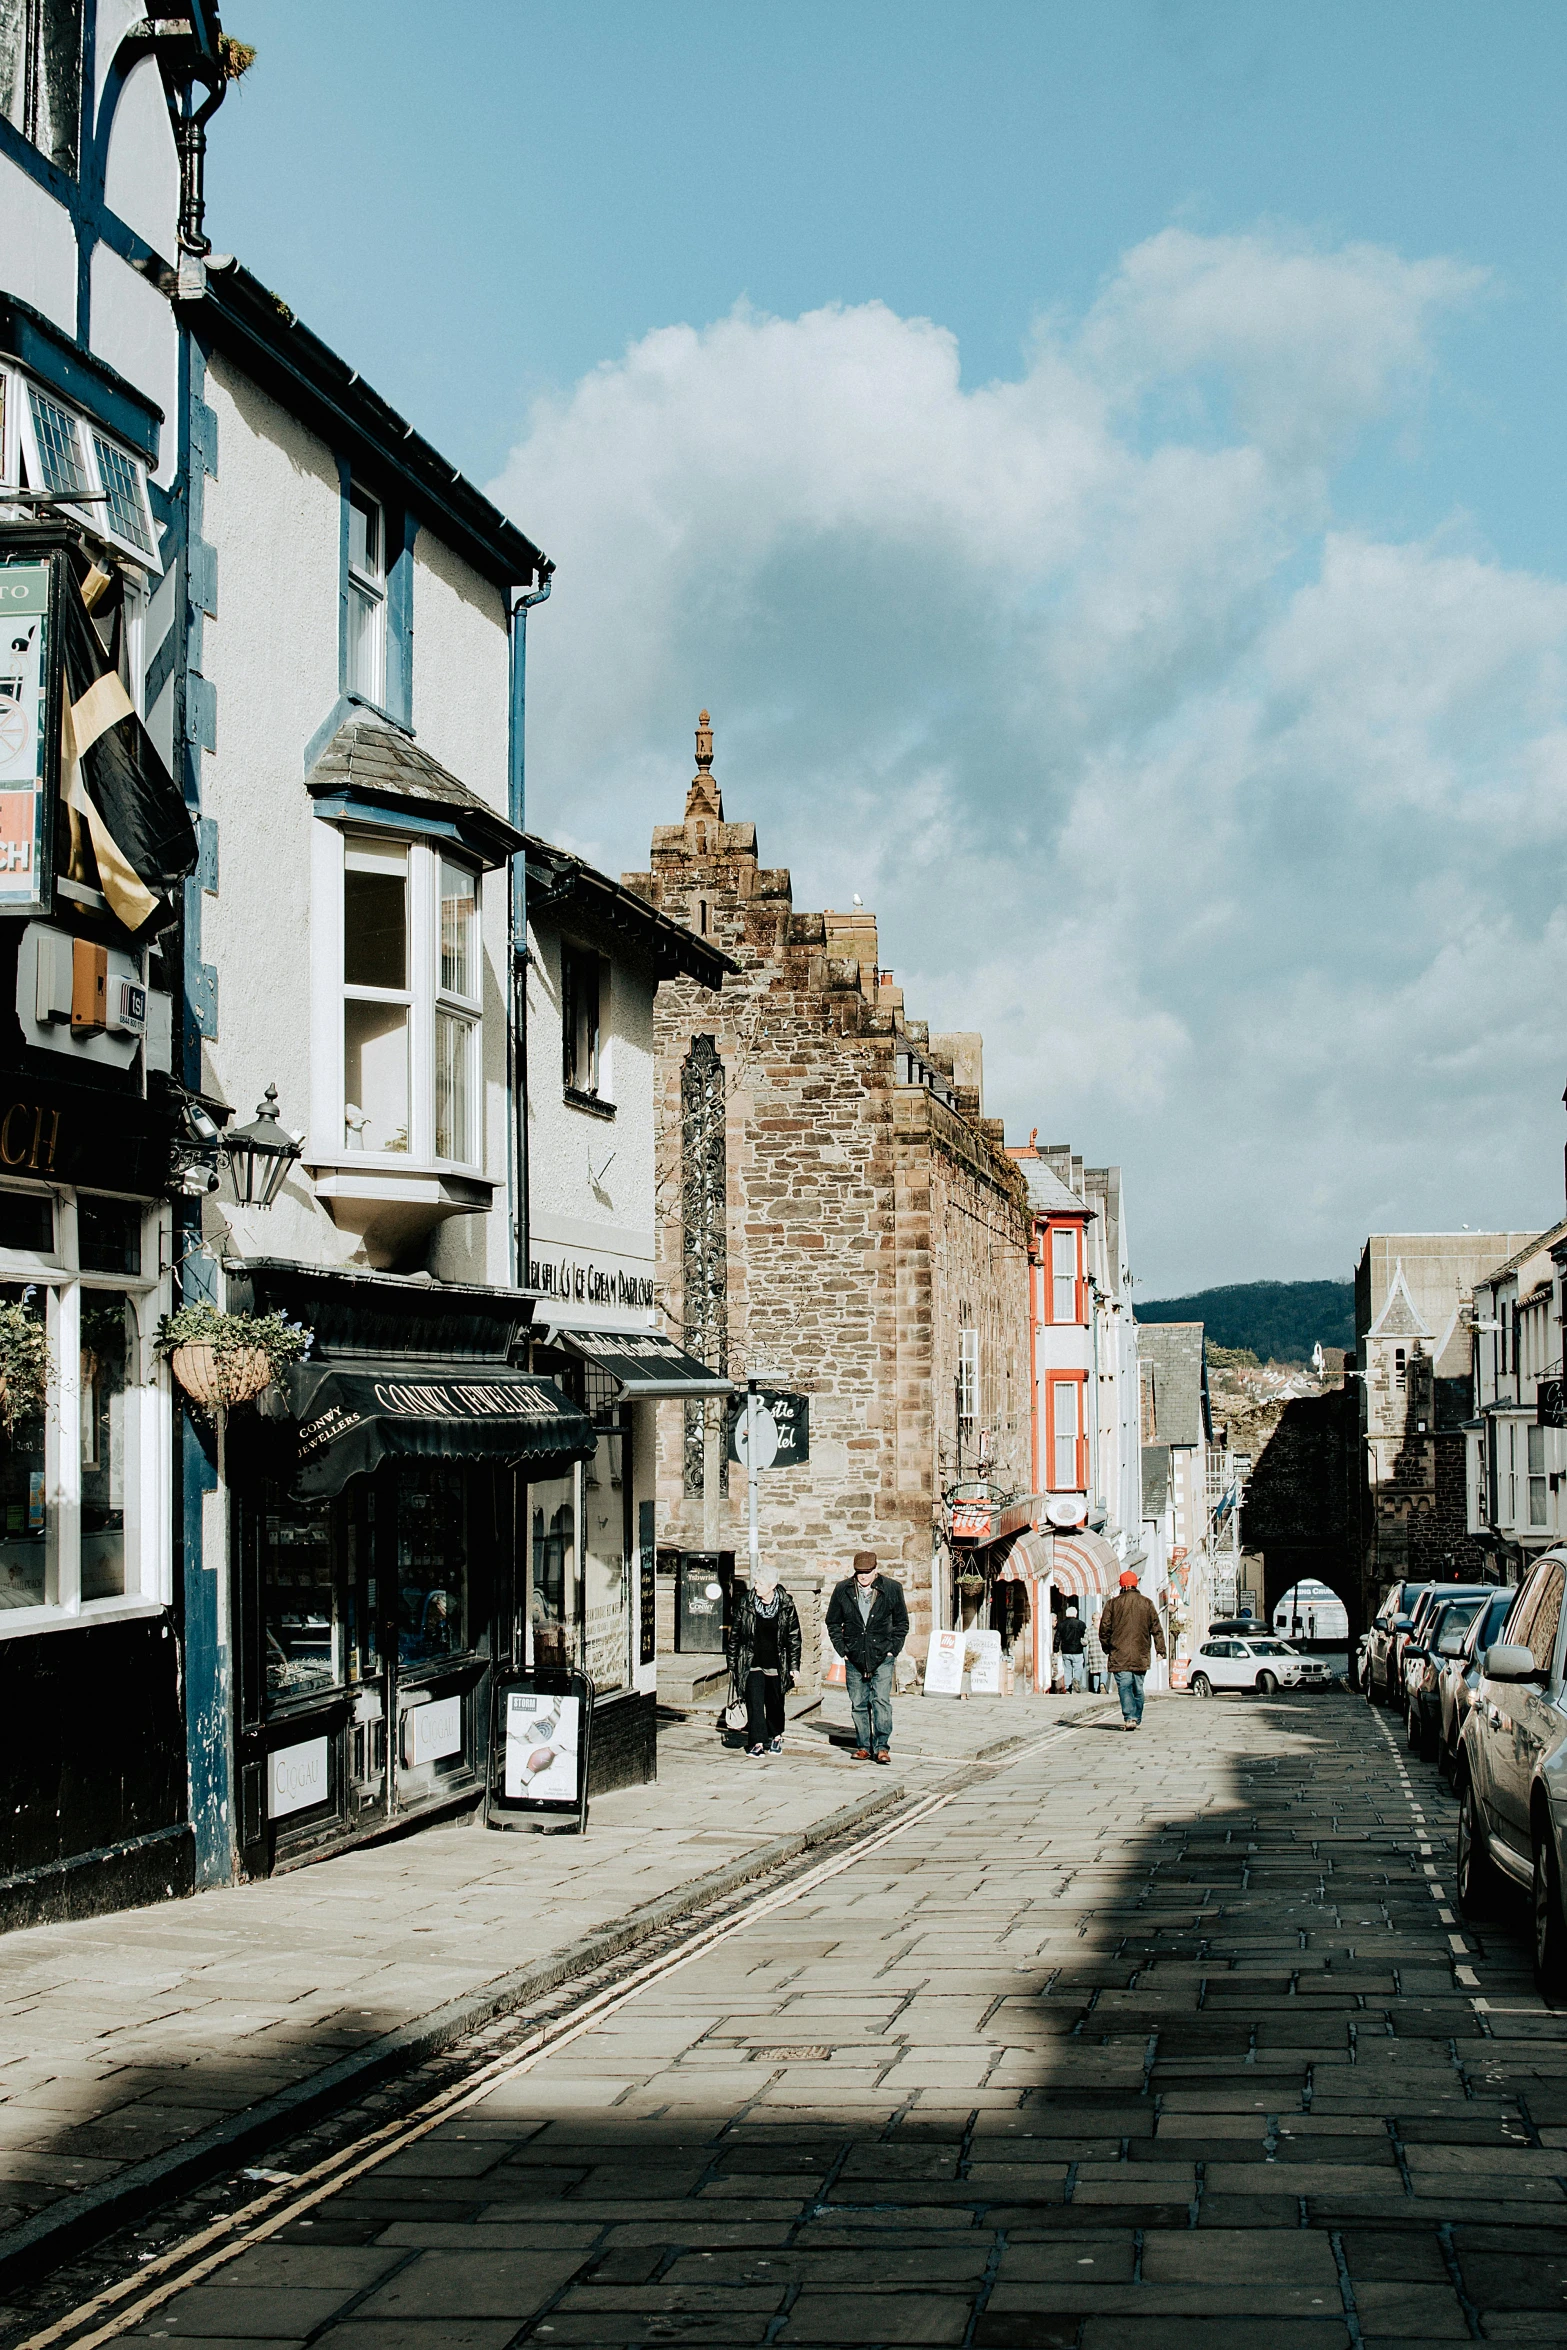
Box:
[224,1085,302,1208]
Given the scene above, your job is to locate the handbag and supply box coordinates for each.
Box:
[722,1697,748,1732]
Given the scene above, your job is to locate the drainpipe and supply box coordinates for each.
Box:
[508,569,553,1294]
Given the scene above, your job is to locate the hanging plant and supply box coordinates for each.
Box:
[0,1292,51,1432]
[154,1304,313,1411]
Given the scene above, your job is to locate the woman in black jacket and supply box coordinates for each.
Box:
[726,1567,803,1757]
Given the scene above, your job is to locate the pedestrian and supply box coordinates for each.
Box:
[825,1549,909,1763]
[1097,1568,1167,1731]
[1056,1600,1087,1691]
[726,1563,802,1758]
[1083,1606,1106,1694]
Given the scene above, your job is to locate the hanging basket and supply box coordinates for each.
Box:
[169,1341,275,1409]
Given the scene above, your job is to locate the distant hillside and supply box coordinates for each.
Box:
[1136,1280,1354,1365]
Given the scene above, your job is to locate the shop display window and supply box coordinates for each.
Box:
[396,1461,469,1671]
[583,1426,629,1694]
[530,1469,577,1666]
[261,1492,339,1701]
[0,1184,167,1637]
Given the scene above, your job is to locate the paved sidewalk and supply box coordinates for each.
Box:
[0,1684,1100,2274]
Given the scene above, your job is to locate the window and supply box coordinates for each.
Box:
[561,942,602,1099]
[1530,1423,1548,1528]
[0,1182,166,1635]
[0,0,83,174]
[1050,1225,1080,1323]
[1049,1374,1085,1492]
[346,488,386,705]
[957,1327,980,1441]
[340,836,481,1167]
[2,369,159,568]
[1394,1347,1407,1393]
[1509,1422,1519,1526]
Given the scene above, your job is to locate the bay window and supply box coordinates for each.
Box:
[1,365,159,568]
[0,1182,167,1633]
[1049,1224,1082,1324]
[338,832,481,1168]
[1048,1373,1087,1493]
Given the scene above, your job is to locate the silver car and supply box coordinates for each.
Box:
[1455,1551,1567,1993]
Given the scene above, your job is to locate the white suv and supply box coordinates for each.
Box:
[1190,1637,1333,1697]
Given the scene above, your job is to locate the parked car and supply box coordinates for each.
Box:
[1437,1590,1515,1787]
[1399,1583,1494,1702]
[1190,1637,1334,1697]
[1454,1550,1567,1993]
[1405,1595,1486,1759]
[1364,1581,1435,1706]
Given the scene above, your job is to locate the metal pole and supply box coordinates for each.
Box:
[747,1377,761,1584]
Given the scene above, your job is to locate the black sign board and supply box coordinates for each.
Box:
[638,1500,656,1667]
[486,1667,594,1835]
[726,1389,810,1468]
[1539,1378,1567,1429]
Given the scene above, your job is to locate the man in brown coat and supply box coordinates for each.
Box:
[1097,1569,1166,1731]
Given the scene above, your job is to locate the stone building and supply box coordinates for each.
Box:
[622,716,1031,1669]
[1354,1232,1533,1612]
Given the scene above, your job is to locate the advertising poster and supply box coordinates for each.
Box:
[967,1629,1004,1696]
[0,559,52,914]
[504,1687,581,1803]
[923,1626,965,1697]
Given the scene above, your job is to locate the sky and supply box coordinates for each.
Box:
[206,2,1567,1295]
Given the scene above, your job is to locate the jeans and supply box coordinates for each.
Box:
[1115,1668,1146,1724]
[1060,1651,1086,1691]
[744,1670,785,1746]
[846,1656,895,1752]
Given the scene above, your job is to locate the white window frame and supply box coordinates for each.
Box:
[0,1180,171,1640]
[323,825,484,1174]
[1,365,161,571]
[346,486,386,706]
[957,1327,980,1439]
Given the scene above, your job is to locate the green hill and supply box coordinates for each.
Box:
[1135,1280,1353,1365]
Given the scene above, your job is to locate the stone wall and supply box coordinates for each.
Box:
[624,729,1029,1652]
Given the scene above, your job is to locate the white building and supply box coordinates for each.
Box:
[1466,1220,1567,1578]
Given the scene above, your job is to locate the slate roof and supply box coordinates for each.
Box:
[524,835,736,990]
[1481,1217,1567,1287]
[306,715,523,869]
[1141,1444,1171,1517]
[1136,1320,1209,1447]
[1017,1159,1092,1217]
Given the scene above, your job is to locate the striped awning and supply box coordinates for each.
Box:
[995,1528,1051,1584]
[1050,1529,1121,1598]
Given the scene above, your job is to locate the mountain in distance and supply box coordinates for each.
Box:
[1135,1279,1354,1365]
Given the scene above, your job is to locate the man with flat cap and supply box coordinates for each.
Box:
[826,1550,908,1763]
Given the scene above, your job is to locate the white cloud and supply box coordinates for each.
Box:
[489,228,1566,1291]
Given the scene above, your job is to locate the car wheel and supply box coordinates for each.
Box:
[1191,1672,1212,1698]
[1256,1670,1279,1695]
[1406,1701,1421,1752]
[1457,1775,1502,1918]
[1533,1823,1567,2000]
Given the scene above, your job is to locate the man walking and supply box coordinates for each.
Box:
[1097,1568,1166,1730]
[1056,1600,1087,1691]
[826,1550,908,1763]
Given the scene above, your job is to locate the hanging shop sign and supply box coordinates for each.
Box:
[726,1389,809,1468]
[0,555,60,918]
[1539,1378,1566,1429]
[950,1500,993,1543]
[486,1669,594,1835]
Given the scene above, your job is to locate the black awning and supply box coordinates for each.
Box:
[550,1326,733,1399]
[283,1359,595,1499]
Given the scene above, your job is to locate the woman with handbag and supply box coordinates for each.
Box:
[726,1564,803,1757]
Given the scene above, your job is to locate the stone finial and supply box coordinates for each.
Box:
[684,706,724,826]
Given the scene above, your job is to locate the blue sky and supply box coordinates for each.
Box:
[208,3,1567,1291]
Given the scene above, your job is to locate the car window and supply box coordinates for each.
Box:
[1505,1564,1551,1658]
[1527,1565,1565,1676]
[1248,1640,1289,1655]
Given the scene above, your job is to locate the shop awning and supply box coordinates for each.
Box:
[995,1529,1052,1584]
[282,1359,596,1499]
[549,1326,733,1398]
[1050,1529,1122,1598]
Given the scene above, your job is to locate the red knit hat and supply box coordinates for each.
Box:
[1118,1569,1138,1588]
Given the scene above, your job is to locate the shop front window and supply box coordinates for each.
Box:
[0,1184,165,1636]
[396,1461,469,1670]
[261,1492,338,1701]
[583,1426,628,1693]
[530,1470,577,1666]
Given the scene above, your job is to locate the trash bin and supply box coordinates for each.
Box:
[677,1551,732,1653]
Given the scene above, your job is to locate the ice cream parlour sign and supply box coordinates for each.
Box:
[526,1253,655,1311]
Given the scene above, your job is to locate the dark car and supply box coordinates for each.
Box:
[1454,1552,1567,1993]
[1405,1595,1486,1759]
[1364,1581,1434,1705]
[1398,1582,1494,1708]
[1437,1589,1515,1786]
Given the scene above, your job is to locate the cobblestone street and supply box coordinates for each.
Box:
[18,1686,1558,2348]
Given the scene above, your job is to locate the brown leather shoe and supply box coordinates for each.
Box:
[852,1747,871,1760]
[874,1750,891,1764]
